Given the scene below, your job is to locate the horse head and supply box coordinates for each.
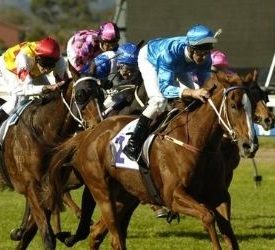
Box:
[208,71,257,158]
[241,70,274,130]
[69,75,105,129]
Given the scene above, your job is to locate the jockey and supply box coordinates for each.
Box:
[123,24,218,161]
[81,42,142,115]
[0,37,68,125]
[66,21,120,79]
[92,42,141,85]
[211,49,230,72]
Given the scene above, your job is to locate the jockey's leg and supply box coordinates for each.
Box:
[123,96,166,161]
[122,114,151,161]
[0,109,9,125]
[0,95,17,125]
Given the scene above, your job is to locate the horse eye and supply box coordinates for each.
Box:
[231,103,237,109]
[231,102,244,110]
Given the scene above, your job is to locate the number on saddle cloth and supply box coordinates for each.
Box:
[110,108,180,169]
[110,118,163,204]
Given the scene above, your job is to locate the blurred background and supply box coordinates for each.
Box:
[0,0,274,90]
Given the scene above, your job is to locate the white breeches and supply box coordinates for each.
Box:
[138,45,167,120]
[0,57,45,114]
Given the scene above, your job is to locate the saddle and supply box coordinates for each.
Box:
[110,108,181,204]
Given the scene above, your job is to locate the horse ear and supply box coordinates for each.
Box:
[208,84,217,96]
[241,72,253,84]
[225,72,240,85]
[252,69,258,82]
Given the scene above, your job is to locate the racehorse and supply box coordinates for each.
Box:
[44,70,258,250]
[87,70,275,250]
[48,70,274,249]
[52,82,148,246]
[0,75,103,249]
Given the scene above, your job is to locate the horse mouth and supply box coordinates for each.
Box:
[239,141,259,158]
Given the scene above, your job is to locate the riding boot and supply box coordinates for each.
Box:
[0,109,9,126]
[123,115,152,161]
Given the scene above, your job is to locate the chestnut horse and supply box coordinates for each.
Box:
[53,83,148,246]
[0,76,103,249]
[49,70,274,249]
[86,71,274,250]
[45,71,258,250]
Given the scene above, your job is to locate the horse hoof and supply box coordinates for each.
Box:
[64,236,76,247]
[155,208,168,218]
[10,228,23,241]
[55,231,72,243]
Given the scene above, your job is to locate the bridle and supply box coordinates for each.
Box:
[61,76,102,129]
[208,85,250,141]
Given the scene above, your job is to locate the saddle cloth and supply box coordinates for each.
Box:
[0,100,32,145]
[110,119,155,170]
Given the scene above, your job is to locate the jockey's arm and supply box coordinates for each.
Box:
[181,88,210,103]
[178,72,210,103]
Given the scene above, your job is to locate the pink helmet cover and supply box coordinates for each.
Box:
[211,50,229,68]
[99,22,120,41]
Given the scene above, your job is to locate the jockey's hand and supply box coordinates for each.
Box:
[100,79,113,90]
[42,84,59,94]
[192,88,210,103]
[182,88,210,103]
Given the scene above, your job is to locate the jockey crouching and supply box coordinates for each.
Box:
[66,21,120,80]
[81,42,142,116]
[0,37,68,126]
[122,24,218,161]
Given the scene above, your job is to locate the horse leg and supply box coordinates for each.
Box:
[90,187,139,250]
[26,180,55,250]
[90,218,109,250]
[51,208,61,233]
[171,185,222,250]
[53,191,81,237]
[215,193,239,250]
[10,199,31,241]
[63,185,95,247]
[62,191,81,219]
[15,215,38,250]
[86,180,125,250]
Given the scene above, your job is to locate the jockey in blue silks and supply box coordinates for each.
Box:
[82,42,142,114]
[123,24,218,161]
[93,42,141,86]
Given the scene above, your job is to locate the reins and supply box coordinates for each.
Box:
[161,85,250,152]
[62,76,102,129]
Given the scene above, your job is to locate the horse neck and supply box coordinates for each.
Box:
[82,99,103,128]
[58,83,80,136]
[44,82,77,139]
[170,87,225,152]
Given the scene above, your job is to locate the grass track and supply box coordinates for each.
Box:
[0,138,274,250]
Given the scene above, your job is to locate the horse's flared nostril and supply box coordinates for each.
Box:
[242,143,251,151]
[264,117,273,127]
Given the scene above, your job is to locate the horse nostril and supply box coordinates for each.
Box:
[264,117,275,129]
[264,117,271,125]
[242,143,251,151]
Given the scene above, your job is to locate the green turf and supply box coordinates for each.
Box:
[0,137,274,249]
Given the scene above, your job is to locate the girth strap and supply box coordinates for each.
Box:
[138,157,163,205]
